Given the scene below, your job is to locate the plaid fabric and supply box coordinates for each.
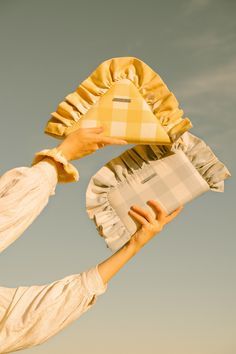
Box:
[45,57,193,144]
[107,150,210,235]
[86,132,230,251]
[65,79,171,144]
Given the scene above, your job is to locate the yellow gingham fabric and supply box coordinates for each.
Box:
[44,57,193,144]
[66,78,171,144]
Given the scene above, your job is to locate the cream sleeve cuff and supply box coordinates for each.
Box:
[82,264,108,297]
[31,147,79,183]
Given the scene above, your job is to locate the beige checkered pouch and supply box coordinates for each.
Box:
[86,132,231,252]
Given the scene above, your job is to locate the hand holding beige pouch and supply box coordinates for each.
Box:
[86,131,231,252]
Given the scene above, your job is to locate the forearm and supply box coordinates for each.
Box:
[97,236,143,284]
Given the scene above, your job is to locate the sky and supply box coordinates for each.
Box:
[0,0,235,353]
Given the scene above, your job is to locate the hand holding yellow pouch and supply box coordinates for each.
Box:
[44,56,192,145]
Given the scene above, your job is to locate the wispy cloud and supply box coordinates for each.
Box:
[182,0,213,15]
[176,57,236,99]
[173,31,235,52]
[174,56,236,149]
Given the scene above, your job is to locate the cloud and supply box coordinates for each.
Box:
[176,57,236,100]
[173,31,235,52]
[182,0,213,15]
[172,56,236,149]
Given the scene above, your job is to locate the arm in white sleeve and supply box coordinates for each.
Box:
[0,158,59,253]
[0,264,108,353]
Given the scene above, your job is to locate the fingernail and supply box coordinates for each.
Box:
[147,199,154,204]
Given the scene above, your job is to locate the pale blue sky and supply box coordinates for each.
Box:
[0,0,235,353]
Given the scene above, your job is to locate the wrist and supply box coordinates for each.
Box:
[56,144,73,161]
[123,235,143,255]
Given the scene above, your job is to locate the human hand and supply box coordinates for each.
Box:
[56,126,128,161]
[97,201,183,285]
[128,200,183,251]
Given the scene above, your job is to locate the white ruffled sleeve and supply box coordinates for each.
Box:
[0,158,59,253]
[0,264,108,353]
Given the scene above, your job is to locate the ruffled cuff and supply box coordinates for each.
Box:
[31,147,79,183]
[82,264,108,297]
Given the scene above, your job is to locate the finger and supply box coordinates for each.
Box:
[128,209,149,226]
[130,205,154,223]
[86,144,99,153]
[97,136,128,145]
[166,205,183,223]
[83,126,104,134]
[97,143,105,149]
[147,200,167,220]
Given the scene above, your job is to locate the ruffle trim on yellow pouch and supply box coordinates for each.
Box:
[44,57,192,143]
[31,148,79,183]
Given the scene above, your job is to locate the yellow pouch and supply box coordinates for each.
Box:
[45,57,192,144]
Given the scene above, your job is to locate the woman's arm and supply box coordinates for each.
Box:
[0,201,182,354]
[0,264,107,353]
[0,126,127,253]
[97,200,183,284]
